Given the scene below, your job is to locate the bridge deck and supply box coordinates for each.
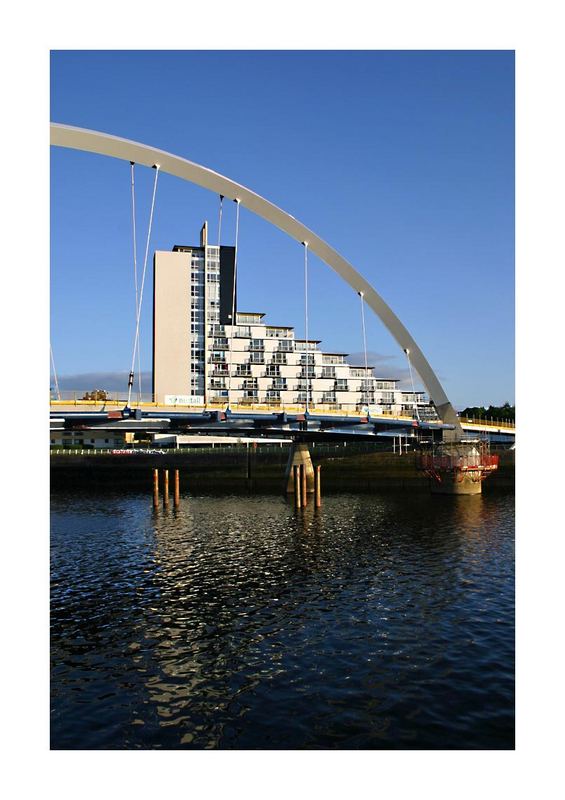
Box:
[50,400,515,438]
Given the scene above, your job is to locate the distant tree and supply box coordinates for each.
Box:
[460,402,514,422]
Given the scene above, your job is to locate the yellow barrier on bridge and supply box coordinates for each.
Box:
[460,418,515,430]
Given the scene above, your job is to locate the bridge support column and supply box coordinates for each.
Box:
[430,471,483,495]
[285,443,314,494]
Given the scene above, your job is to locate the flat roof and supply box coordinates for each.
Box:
[172,244,201,251]
[236,312,266,318]
[321,352,349,356]
[294,338,322,344]
[265,324,294,329]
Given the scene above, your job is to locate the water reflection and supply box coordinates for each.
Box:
[51,491,514,749]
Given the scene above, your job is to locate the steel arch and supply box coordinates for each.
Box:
[50,122,462,433]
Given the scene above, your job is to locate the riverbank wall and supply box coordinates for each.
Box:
[50,443,514,493]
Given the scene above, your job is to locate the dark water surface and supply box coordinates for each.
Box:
[51,490,514,749]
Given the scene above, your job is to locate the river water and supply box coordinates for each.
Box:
[51,490,514,749]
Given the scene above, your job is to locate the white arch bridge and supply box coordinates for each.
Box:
[51,122,502,441]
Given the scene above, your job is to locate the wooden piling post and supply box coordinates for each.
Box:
[174,469,180,507]
[301,463,308,506]
[293,464,301,509]
[152,468,159,508]
[314,465,321,508]
[163,469,169,507]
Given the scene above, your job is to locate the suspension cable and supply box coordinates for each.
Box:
[404,347,421,422]
[227,199,241,409]
[303,241,309,413]
[217,194,224,246]
[127,164,160,408]
[130,163,142,404]
[358,291,370,411]
[50,343,61,401]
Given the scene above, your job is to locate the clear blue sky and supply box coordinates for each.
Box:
[50,50,514,408]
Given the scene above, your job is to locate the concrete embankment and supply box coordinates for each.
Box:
[50,444,514,493]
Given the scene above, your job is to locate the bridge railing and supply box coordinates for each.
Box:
[459,416,515,429]
[50,393,415,418]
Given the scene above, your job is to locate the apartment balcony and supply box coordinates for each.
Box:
[277,341,294,352]
[209,338,229,349]
[234,327,251,338]
[335,383,349,392]
[265,329,293,339]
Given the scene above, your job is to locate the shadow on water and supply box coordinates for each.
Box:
[50,490,514,749]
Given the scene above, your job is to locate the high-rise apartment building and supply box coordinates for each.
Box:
[153,223,436,419]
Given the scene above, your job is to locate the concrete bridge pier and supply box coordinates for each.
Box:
[285,442,315,494]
